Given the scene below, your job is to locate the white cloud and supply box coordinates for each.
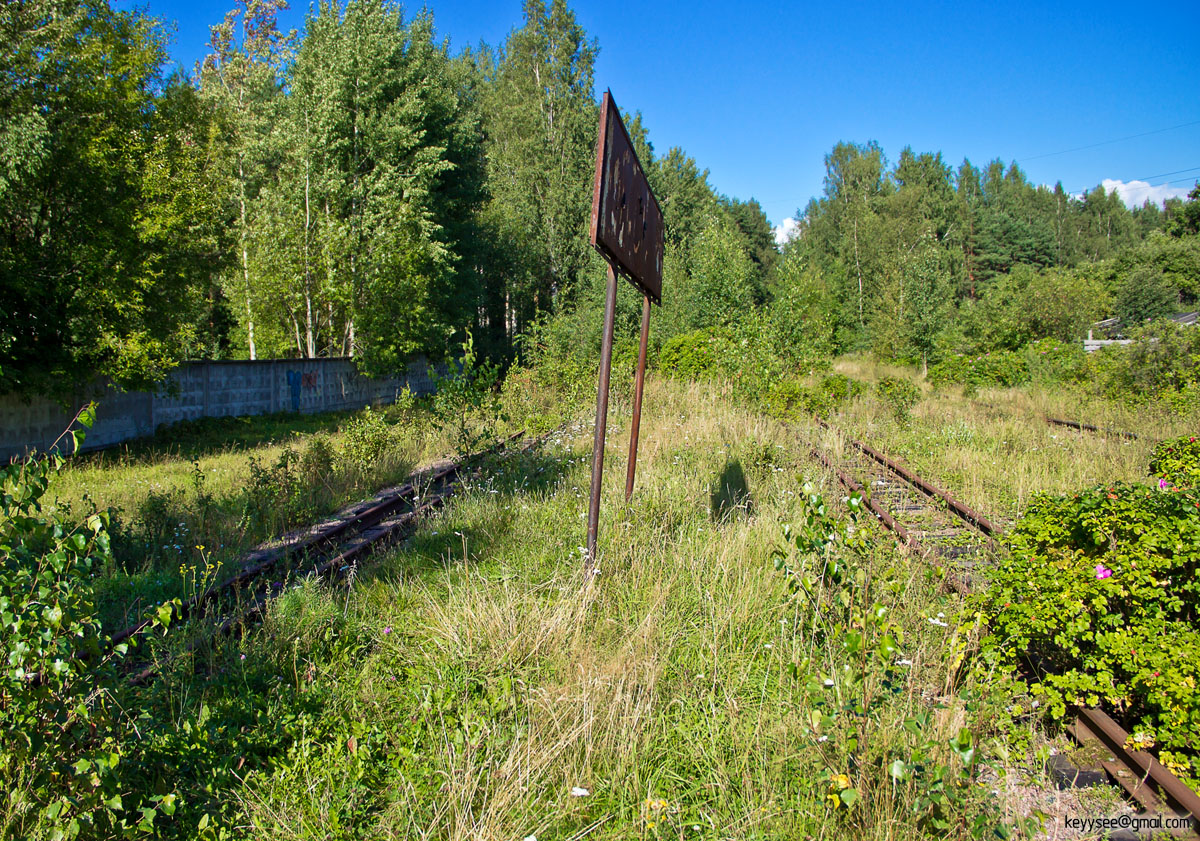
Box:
[773,217,800,247]
[1101,179,1191,209]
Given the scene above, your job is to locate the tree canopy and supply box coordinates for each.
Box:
[1,0,1197,396]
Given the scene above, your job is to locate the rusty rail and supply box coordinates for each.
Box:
[116,431,535,685]
[109,432,524,650]
[808,418,1199,827]
[1071,708,1200,832]
[813,416,998,537]
[808,446,912,544]
[1044,415,1140,441]
[129,494,447,685]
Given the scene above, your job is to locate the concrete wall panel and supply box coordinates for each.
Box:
[0,357,435,461]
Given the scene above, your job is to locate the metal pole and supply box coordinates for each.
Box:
[625,293,651,501]
[586,264,619,572]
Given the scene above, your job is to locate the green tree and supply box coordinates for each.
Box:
[650,147,721,277]
[1116,266,1178,326]
[720,195,777,290]
[482,0,598,319]
[687,216,758,329]
[200,0,292,360]
[1167,183,1200,238]
[253,0,487,370]
[0,0,216,396]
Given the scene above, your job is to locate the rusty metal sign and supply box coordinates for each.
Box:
[589,90,664,304]
[584,90,663,574]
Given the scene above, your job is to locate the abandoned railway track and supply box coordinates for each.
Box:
[809,416,994,596]
[1043,414,1140,441]
[976,400,1141,441]
[807,417,1200,832]
[117,431,534,685]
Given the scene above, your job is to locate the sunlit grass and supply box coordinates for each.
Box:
[827,356,1199,524]
[217,379,1057,839]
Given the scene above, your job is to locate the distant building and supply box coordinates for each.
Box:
[1085,312,1198,352]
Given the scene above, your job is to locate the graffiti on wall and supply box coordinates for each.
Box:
[286,370,318,411]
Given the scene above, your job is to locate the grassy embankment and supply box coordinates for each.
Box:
[101,374,1117,840]
[22,364,1179,838]
[49,405,440,630]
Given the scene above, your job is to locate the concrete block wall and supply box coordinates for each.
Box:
[0,357,437,462]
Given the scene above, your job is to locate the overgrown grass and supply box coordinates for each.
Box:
[46,399,468,631]
[827,355,1200,525]
[13,370,1161,839]
[73,377,1085,840]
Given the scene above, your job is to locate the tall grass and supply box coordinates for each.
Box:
[200,379,1063,839]
[11,372,1146,839]
[48,404,436,630]
[828,357,1199,525]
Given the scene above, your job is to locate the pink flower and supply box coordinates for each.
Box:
[1095,564,1113,580]
[1159,478,1169,489]
[383,626,392,635]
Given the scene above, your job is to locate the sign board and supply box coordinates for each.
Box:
[589,90,664,304]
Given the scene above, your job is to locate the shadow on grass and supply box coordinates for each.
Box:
[710,459,754,522]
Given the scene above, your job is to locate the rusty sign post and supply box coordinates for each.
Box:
[585,90,664,572]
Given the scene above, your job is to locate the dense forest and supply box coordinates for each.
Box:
[2,0,1198,399]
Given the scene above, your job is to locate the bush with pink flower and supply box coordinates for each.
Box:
[1149,435,1200,488]
[977,474,1200,786]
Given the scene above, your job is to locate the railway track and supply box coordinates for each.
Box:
[808,418,1200,833]
[976,400,1141,441]
[1043,414,1140,441]
[809,416,994,596]
[117,431,535,685]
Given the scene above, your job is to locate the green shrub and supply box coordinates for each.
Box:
[928,349,1027,389]
[1,413,174,837]
[1149,436,1200,487]
[760,374,865,421]
[1022,337,1085,384]
[299,433,337,490]
[762,379,809,420]
[658,328,725,381]
[808,374,865,416]
[1082,319,1200,405]
[341,407,395,476]
[875,376,921,424]
[977,480,1200,785]
[430,332,507,455]
[928,337,1084,390]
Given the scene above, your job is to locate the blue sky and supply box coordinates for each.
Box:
[138,0,1200,234]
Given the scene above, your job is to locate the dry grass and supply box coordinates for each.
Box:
[223,378,1058,840]
[828,356,1198,525]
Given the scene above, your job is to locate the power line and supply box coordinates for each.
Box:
[1129,164,1200,183]
[1018,120,1200,163]
[1067,165,1200,199]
